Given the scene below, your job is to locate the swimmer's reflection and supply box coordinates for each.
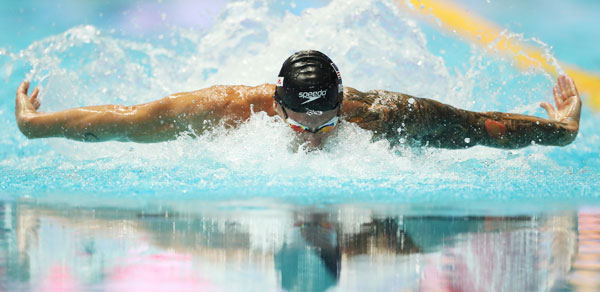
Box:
[275,213,340,291]
[0,201,581,291]
[275,212,420,291]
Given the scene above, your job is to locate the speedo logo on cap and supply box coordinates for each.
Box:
[299,89,328,104]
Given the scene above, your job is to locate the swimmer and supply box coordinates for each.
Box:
[15,50,581,149]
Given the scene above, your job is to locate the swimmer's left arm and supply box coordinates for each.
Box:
[386,75,581,149]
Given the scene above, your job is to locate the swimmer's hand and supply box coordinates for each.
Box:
[15,80,42,137]
[540,75,581,133]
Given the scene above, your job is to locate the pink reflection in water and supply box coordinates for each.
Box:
[38,265,81,292]
[419,222,562,292]
[106,252,213,292]
[568,207,600,290]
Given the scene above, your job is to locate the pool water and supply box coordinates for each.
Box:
[1,0,600,290]
[1,199,596,291]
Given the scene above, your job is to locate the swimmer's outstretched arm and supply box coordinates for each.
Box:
[15,81,276,142]
[347,75,581,149]
[415,75,581,148]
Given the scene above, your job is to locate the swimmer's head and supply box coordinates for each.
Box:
[274,50,343,112]
[274,50,343,150]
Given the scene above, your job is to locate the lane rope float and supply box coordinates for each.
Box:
[397,0,600,111]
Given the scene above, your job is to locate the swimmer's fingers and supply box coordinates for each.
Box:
[30,87,40,110]
[558,76,568,102]
[553,86,562,106]
[558,75,579,101]
[540,102,557,120]
[16,81,30,111]
[567,76,580,97]
[17,80,30,99]
[16,80,38,114]
[555,75,582,116]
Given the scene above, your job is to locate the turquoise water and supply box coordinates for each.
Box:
[1,0,600,290]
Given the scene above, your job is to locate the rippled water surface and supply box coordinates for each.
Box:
[1,199,599,291]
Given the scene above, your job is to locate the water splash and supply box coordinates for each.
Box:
[1,0,598,200]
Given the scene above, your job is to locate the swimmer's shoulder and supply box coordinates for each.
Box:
[341,87,416,135]
[202,83,276,117]
[343,87,414,107]
[183,84,275,101]
[175,83,275,108]
[153,84,276,121]
[341,87,413,120]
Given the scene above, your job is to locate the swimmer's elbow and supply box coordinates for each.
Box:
[556,130,578,147]
[544,123,578,147]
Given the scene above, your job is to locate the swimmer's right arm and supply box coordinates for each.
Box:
[15,81,276,142]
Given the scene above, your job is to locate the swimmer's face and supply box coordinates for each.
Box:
[275,102,340,150]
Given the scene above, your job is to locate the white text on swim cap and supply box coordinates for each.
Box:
[299,90,328,104]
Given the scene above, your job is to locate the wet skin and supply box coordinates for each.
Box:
[15,75,581,149]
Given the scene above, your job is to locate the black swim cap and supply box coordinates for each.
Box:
[274,50,343,113]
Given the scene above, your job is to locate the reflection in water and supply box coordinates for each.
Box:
[0,199,586,291]
[419,216,577,292]
[276,213,341,291]
[565,207,600,292]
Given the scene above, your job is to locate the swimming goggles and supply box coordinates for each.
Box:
[281,106,340,134]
